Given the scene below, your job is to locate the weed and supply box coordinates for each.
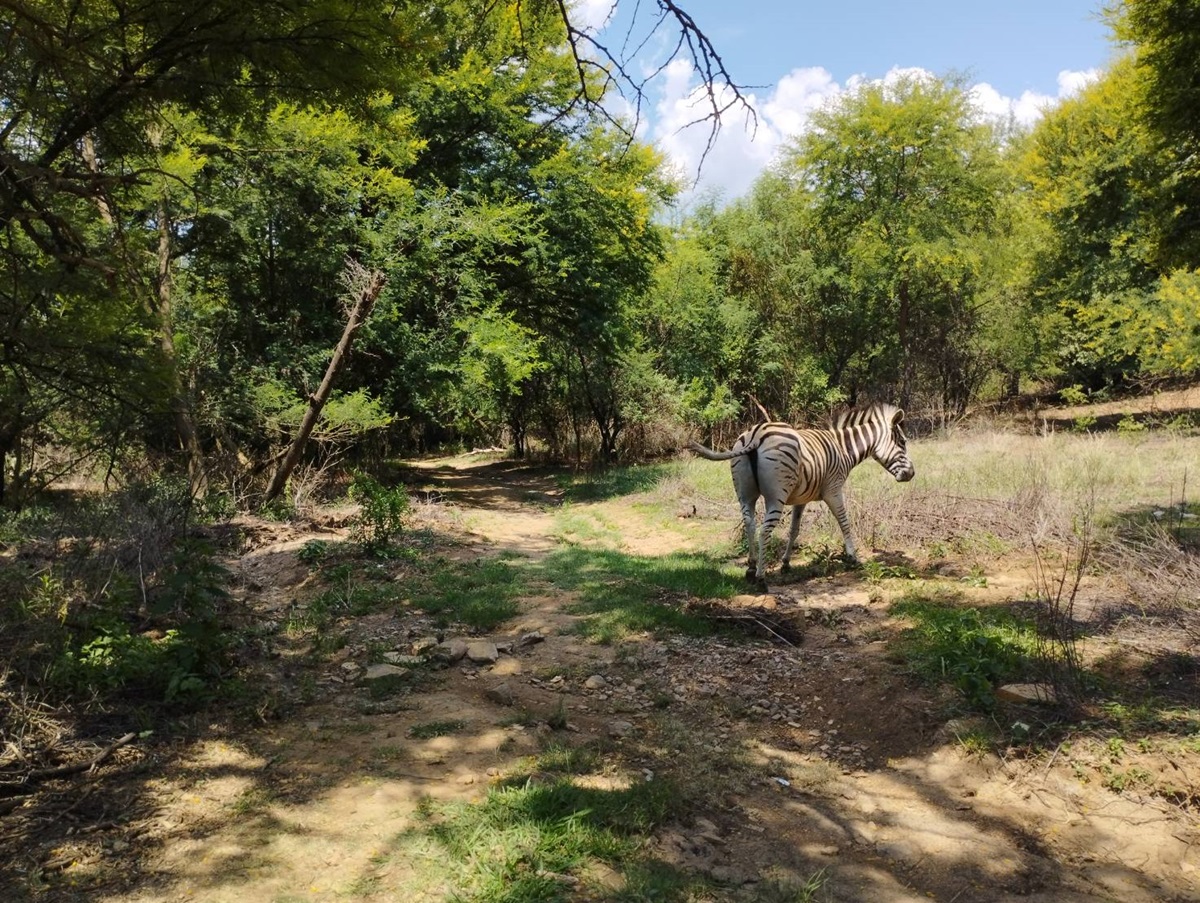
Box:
[1029,494,1093,710]
[955,726,995,756]
[546,699,569,731]
[409,719,467,740]
[349,472,410,550]
[862,559,917,584]
[297,539,331,566]
[1071,415,1097,433]
[755,869,829,903]
[1103,765,1152,793]
[890,589,1037,712]
[372,744,407,763]
[1106,737,1126,761]
[228,787,277,815]
[960,564,988,588]
[1117,415,1147,434]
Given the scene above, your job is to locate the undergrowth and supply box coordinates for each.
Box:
[889,588,1039,712]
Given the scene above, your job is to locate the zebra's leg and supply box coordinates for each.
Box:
[823,488,860,564]
[740,500,759,579]
[780,504,806,571]
[755,498,786,584]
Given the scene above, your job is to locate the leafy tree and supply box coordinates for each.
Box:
[1115,0,1200,267]
[708,75,1007,418]
[1013,58,1170,386]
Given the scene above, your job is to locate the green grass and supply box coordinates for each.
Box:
[300,553,525,634]
[557,463,675,503]
[408,719,467,739]
[381,746,703,902]
[406,556,524,630]
[889,587,1039,712]
[531,546,746,644]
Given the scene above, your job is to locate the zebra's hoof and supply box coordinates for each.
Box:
[780,562,791,573]
[745,566,758,581]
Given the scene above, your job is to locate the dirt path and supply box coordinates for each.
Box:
[35,456,1197,903]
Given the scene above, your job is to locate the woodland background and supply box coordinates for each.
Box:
[3,0,1199,509]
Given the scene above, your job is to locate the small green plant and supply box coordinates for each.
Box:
[1071,415,1097,433]
[1059,384,1089,406]
[348,472,410,550]
[1116,414,1146,434]
[862,559,916,584]
[960,565,988,588]
[297,539,331,566]
[891,591,1036,712]
[546,699,569,731]
[408,719,467,740]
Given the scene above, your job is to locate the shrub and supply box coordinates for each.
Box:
[348,472,410,549]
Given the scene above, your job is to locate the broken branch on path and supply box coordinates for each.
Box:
[2,732,137,792]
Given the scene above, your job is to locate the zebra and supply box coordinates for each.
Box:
[688,403,915,585]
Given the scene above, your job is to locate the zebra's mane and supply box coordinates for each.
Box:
[832,402,901,431]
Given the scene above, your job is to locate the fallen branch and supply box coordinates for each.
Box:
[684,599,805,646]
[5,732,136,790]
[261,260,386,507]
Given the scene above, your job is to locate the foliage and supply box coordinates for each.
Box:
[348,473,411,550]
[890,591,1037,711]
[702,74,1009,419]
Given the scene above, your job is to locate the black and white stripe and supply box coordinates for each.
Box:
[689,403,915,584]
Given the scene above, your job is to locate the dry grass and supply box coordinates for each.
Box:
[680,425,1199,618]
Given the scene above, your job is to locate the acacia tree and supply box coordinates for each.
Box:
[1010,59,1165,388]
[0,0,749,496]
[1116,0,1200,269]
[778,74,1009,415]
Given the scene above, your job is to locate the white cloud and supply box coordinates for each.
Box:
[653,65,1108,207]
[1057,67,1101,97]
[571,0,617,33]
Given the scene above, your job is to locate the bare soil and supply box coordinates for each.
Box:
[3,453,1198,903]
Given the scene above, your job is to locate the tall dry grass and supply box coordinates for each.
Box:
[676,426,1199,616]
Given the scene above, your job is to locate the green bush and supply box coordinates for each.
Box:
[348,472,410,549]
[891,592,1035,711]
[59,626,208,702]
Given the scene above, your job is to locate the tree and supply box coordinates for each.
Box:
[1013,58,1166,387]
[748,74,1008,416]
[1115,0,1200,267]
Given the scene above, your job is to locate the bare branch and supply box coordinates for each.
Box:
[552,0,758,176]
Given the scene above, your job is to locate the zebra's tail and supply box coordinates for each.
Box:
[686,440,750,461]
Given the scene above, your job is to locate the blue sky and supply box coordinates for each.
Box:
[576,0,1119,202]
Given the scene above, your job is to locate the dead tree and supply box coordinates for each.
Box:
[261,261,387,508]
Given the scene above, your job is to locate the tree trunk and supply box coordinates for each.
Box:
[261,262,386,508]
[84,135,207,492]
[897,278,913,410]
[155,199,208,495]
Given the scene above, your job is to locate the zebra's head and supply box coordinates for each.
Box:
[874,406,915,482]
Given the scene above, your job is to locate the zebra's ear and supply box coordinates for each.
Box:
[892,409,905,425]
